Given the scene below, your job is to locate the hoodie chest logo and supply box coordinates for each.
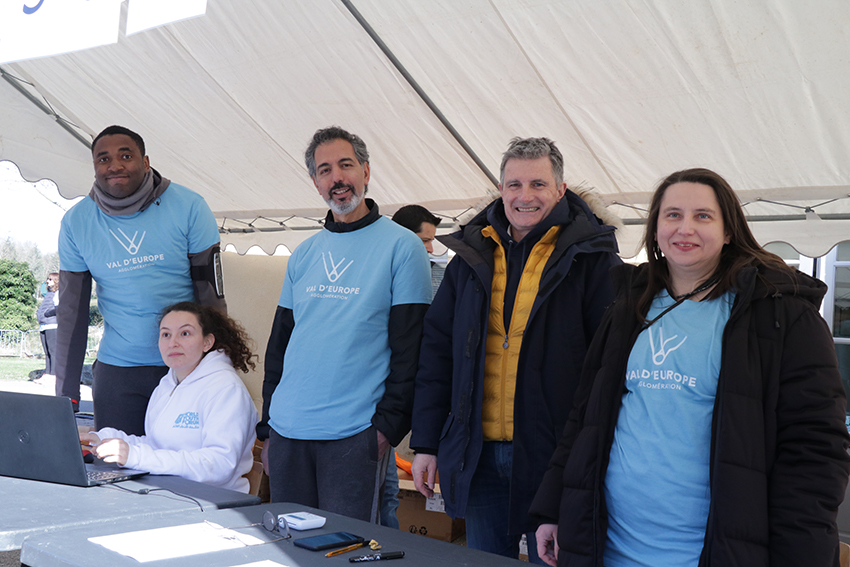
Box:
[173,412,200,429]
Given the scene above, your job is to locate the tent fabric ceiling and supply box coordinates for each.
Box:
[1,0,849,258]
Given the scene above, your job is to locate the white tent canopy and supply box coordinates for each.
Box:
[2,0,850,258]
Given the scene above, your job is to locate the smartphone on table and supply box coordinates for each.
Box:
[293,531,365,551]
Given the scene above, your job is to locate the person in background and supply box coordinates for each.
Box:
[531,168,850,567]
[258,126,432,522]
[411,137,621,561]
[35,273,60,386]
[57,125,225,433]
[393,204,444,299]
[81,302,257,493]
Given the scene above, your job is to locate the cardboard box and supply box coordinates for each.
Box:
[397,488,465,542]
[396,468,465,542]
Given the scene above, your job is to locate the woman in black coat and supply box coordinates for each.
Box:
[36,272,59,381]
[531,169,850,567]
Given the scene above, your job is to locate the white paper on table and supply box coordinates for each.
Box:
[230,562,293,567]
[88,522,266,562]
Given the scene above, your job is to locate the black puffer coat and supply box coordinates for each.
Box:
[530,262,850,567]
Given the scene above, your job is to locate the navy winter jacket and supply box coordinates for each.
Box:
[411,192,621,534]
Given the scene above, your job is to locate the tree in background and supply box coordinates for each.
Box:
[0,237,102,327]
[0,237,59,284]
[0,258,38,330]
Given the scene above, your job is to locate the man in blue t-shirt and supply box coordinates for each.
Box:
[57,125,225,434]
[257,126,432,522]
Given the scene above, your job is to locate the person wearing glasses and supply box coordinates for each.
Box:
[531,168,850,567]
[81,302,258,493]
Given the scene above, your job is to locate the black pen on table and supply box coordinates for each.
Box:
[349,551,404,562]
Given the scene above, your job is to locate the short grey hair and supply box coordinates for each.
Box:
[499,137,564,186]
[304,126,370,178]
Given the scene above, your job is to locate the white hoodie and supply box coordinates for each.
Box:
[96,349,258,492]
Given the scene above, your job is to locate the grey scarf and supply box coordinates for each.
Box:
[89,168,170,216]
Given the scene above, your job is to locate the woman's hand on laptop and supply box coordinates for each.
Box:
[79,431,100,449]
[93,438,129,466]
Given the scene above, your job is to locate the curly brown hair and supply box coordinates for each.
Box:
[159,302,257,373]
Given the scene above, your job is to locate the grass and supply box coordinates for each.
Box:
[0,357,97,381]
[0,357,45,381]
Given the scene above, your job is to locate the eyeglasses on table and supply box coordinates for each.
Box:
[206,510,291,544]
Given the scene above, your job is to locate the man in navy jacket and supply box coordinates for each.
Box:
[410,137,621,561]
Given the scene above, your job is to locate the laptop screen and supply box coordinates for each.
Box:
[0,391,146,486]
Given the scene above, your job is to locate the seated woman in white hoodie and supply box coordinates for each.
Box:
[81,302,259,493]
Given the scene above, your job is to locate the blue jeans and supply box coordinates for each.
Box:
[380,448,400,529]
[465,441,545,564]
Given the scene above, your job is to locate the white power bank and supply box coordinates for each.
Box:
[280,511,326,530]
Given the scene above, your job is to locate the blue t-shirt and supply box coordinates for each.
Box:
[59,184,220,366]
[604,289,734,567]
[268,216,432,440]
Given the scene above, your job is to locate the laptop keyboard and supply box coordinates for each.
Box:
[86,470,125,482]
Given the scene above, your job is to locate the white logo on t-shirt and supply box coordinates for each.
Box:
[110,228,146,255]
[322,251,353,282]
[649,326,687,365]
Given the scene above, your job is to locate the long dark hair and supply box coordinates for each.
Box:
[159,302,256,373]
[637,168,793,319]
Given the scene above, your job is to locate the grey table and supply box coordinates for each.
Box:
[20,503,524,567]
[0,474,259,552]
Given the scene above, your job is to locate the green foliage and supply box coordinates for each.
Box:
[0,237,59,283]
[0,258,38,330]
[89,301,103,326]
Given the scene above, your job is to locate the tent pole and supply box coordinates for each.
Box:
[339,0,499,189]
[0,66,91,150]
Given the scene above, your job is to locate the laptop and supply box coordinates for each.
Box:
[0,391,148,487]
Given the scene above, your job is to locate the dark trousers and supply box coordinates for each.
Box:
[268,426,389,523]
[91,360,167,435]
[39,329,57,375]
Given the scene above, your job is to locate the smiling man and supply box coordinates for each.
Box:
[410,137,622,562]
[257,126,432,522]
[56,125,224,434]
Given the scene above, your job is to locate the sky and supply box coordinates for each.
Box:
[0,160,81,253]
